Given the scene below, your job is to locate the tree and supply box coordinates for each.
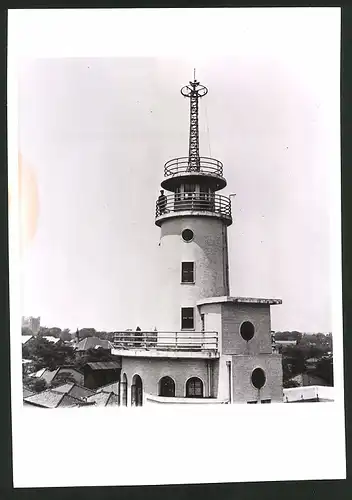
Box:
[22,336,75,372]
[50,372,78,388]
[315,357,334,386]
[23,375,48,393]
[79,328,96,339]
[59,329,72,342]
[283,379,300,389]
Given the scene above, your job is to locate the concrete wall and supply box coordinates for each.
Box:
[157,216,229,331]
[230,353,283,403]
[221,303,272,355]
[120,356,211,404]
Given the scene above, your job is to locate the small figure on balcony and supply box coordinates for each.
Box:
[157,190,167,215]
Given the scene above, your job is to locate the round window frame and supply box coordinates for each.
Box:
[240,320,255,342]
[251,367,266,390]
[181,228,194,243]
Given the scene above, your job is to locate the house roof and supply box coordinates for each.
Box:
[30,368,47,378]
[23,387,35,398]
[54,383,96,400]
[96,381,119,394]
[85,391,117,406]
[21,335,34,344]
[24,389,67,408]
[39,366,83,384]
[43,336,61,344]
[76,337,112,351]
[85,361,121,371]
[283,385,334,402]
[24,389,94,408]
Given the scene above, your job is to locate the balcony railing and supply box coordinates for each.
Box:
[155,192,231,219]
[113,331,218,353]
[164,157,224,177]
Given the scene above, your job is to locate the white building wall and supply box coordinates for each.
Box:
[157,216,229,332]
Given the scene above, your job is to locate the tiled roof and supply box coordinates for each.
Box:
[30,368,47,378]
[76,337,112,351]
[43,336,61,344]
[57,394,88,408]
[23,387,35,398]
[24,389,95,408]
[86,391,117,406]
[22,335,34,344]
[41,366,83,384]
[54,383,96,400]
[24,390,66,408]
[96,381,119,394]
[85,361,121,371]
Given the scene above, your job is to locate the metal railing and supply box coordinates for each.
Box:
[113,331,218,353]
[164,157,224,177]
[155,192,231,218]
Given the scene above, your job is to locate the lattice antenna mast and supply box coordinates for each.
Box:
[181,71,208,171]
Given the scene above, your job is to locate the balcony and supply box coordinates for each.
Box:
[155,192,232,226]
[161,157,227,191]
[112,331,219,359]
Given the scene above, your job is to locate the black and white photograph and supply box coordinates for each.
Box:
[8,7,345,487]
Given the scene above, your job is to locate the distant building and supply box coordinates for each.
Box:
[22,316,40,335]
[83,361,121,390]
[76,337,113,353]
[283,385,334,403]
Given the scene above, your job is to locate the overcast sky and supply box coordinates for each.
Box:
[17,12,340,333]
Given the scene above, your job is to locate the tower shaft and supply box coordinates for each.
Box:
[188,91,200,170]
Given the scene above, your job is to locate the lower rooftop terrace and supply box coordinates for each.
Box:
[112,331,219,359]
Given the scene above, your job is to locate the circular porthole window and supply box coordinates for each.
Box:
[251,368,266,389]
[182,228,194,242]
[240,321,255,341]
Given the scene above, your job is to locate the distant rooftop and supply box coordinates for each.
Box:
[76,337,113,351]
[283,385,334,403]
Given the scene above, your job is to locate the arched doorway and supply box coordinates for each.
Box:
[159,376,175,397]
[131,374,143,407]
[186,377,204,398]
[121,373,128,406]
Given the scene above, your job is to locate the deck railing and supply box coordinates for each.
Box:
[164,156,224,177]
[155,192,231,219]
[113,331,218,353]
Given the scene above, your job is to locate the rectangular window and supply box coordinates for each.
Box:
[181,262,194,283]
[261,399,271,404]
[181,307,194,330]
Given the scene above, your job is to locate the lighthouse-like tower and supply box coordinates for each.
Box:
[112,74,283,406]
[155,76,232,334]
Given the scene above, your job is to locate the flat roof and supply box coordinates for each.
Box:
[197,296,282,306]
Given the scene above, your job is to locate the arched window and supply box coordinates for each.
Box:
[186,377,204,398]
[131,374,143,407]
[121,373,128,407]
[159,376,175,397]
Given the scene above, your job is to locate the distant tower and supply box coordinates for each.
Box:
[155,75,232,333]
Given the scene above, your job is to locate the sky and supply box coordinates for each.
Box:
[17,13,340,333]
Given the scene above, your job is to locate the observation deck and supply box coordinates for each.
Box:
[161,156,227,192]
[155,192,232,226]
[112,331,219,359]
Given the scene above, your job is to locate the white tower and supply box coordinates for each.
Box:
[155,76,232,335]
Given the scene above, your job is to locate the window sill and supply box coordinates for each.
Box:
[180,282,195,285]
